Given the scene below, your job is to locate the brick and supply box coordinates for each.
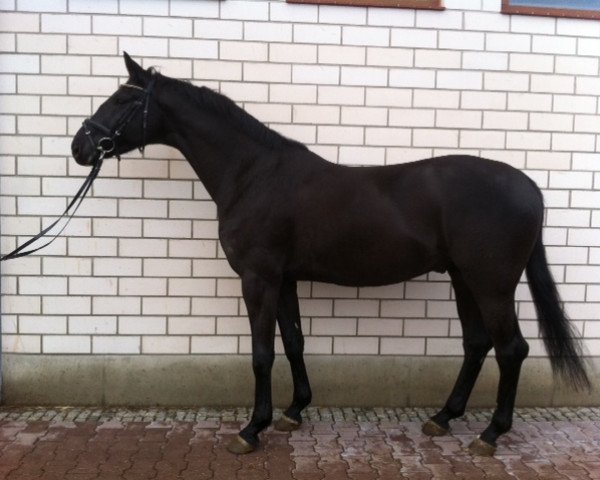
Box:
[93,336,140,354]
[119,316,165,335]
[483,111,527,130]
[43,296,90,314]
[3,334,41,353]
[245,103,291,123]
[532,35,576,55]
[268,44,316,65]
[119,37,167,57]
[193,19,242,40]
[0,53,38,73]
[271,84,316,104]
[141,259,189,278]
[319,85,364,105]
[144,17,192,38]
[93,15,141,35]
[69,277,117,296]
[270,2,317,23]
[120,0,167,15]
[142,336,189,354]
[365,128,411,147]
[343,26,388,46]
[442,30,485,51]
[43,335,90,353]
[119,278,166,297]
[333,336,378,354]
[578,37,600,56]
[416,9,462,29]
[389,68,434,88]
[357,318,402,336]
[41,55,89,76]
[169,278,215,297]
[366,88,411,108]
[0,12,39,32]
[221,81,268,102]
[461,91,506,110]
[405,319,449,337]
[531,74,574,94]
[508,92,552,112]
[437,110,481,129]
[170,39,217,59]
[42,95,91,116]
[169,317,215,335]
[413,90,459,109]
[93,296,140,315]
[554,94,596,114]
[221,0,268,20]
[530,113,573,132]
[553,133,596,152]
[312,317,356,336]
[293,65,338,85]
[391,28,436,48]
[43,257,91,275]
[368,7,414,26]
[191,335,237,354]
[19,315,67,334]
[556,56,598,76]
[340,146,385,165]
[245,21,292,42]
[143,297,190,315]
[193,60,241,81]
[319,3,365,24]
[319,45,364,66]
[69,0,117,13]
[380,337,425,355]
[41,13,90,33]
[465,11,509,31]
[294,24,340,45]
[17,33,65,53]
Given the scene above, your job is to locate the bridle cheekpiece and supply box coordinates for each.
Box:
[82,75,156,162]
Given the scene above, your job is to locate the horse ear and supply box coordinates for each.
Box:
[123,51,148,83]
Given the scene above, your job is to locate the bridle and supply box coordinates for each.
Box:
[0,77,156,262]
[82,76,156,161]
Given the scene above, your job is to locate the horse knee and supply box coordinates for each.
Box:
[464,338,493,360]
[497,336,529,367]
[252,349,274,375]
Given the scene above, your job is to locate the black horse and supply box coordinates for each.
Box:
[71,53,590,456]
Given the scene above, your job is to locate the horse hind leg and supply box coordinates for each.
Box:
[273,280,312,432]
[468,292,529,456]
[423,269,493,437]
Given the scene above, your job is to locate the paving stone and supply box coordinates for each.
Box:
[0,407,598,479]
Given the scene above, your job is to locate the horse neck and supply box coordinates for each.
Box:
[156,84,272,209]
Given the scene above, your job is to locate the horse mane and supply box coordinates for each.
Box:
[161,75,307,151]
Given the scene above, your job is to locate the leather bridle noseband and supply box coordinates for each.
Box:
[0,77,156,262]
[82,76,156,161]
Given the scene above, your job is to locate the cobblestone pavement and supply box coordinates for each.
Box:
[0,406,599,479]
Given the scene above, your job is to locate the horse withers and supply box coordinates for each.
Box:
[71,53,590,456]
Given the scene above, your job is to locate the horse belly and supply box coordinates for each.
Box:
[290,233,444,287]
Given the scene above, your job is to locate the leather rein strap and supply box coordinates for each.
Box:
[1,80,154,262]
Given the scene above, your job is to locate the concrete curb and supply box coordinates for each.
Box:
[2,354,599,407]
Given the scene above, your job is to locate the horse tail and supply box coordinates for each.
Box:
[526,233,591,391]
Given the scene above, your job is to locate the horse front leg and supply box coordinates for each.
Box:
[273,280,312,432]
[227,272,280,454]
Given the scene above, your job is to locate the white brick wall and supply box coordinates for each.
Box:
[1,0,599,360]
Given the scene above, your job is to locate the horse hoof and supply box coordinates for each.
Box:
[422,420,448,437]
[226,435,255,454]
[467,437,496,456]
[273,415,301,432]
